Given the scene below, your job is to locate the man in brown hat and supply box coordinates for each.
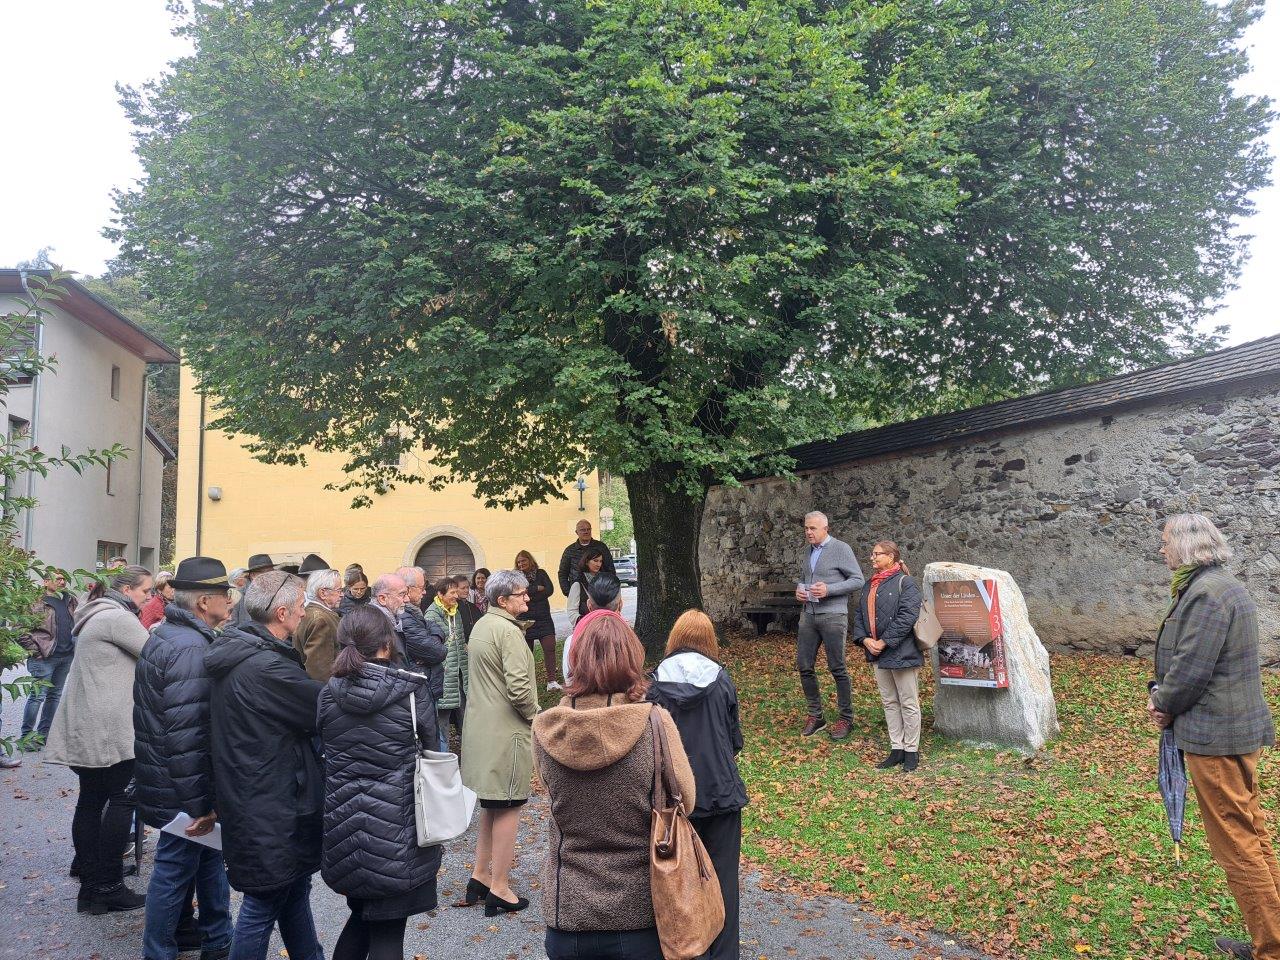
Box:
[231,554,274,629]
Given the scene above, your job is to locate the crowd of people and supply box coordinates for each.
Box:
[2,509,1275,960]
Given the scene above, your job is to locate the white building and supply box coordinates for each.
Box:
[0,270,177,573]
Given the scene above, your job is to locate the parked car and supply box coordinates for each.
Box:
[614,555,638,586]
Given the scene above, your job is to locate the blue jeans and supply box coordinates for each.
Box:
[545,927,664,960]
[229,874,323,960]
[144,832,232,960]
[21,654,72,740]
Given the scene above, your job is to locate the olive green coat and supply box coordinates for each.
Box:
[460,607,539,800]
[426,600,468,710]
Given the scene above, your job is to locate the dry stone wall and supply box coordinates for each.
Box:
[701,383,1280,661]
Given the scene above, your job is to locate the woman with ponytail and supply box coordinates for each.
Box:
[45,565,154,914]
[853,541,924,772]
[318,606,442,960]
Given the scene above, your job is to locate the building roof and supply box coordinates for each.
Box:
[780,333,1280,475]
[0,270,178,364]
[145,425,177,462]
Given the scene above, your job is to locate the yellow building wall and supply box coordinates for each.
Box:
[175,364,599,592]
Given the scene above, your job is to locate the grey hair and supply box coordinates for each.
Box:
[305,568,341,602]
[395,566,424,588]
[109,565,152,590]
[804,511,828,525]
[372,574,405,599]
[486,569,529,607]
[244,570,305,624]
[1163,513,1233,567]
[155,571,174,587]
[173,588,224,612]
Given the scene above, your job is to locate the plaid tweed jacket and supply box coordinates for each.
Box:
[1153,566,1274,757]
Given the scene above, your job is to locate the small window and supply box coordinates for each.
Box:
[96,541,127,570]
[110,365,121,400]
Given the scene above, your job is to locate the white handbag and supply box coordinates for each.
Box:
[408,692,477,847]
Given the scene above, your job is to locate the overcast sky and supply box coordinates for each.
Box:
[1,0,1277,345]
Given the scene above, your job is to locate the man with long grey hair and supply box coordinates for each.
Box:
[292,568,343,682]
[793,511,864,741]
[1148,513,1277,960]
[206,571,324,960]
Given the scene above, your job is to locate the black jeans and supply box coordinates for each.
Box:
[71,759,135,892]
[693,810,742,960]
[332,913,407,960]
[545,926,664,960]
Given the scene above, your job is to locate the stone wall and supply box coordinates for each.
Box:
[701,383,1280,661]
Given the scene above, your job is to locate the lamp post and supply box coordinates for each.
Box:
[576,476,587,511]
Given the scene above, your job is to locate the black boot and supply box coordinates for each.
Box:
[176,919,202,953]
[76,885,93,914]
[902,751,920,772]
[88,882,146,915]
[876,750,904,769]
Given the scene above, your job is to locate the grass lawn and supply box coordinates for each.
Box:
[714,631,1278,960]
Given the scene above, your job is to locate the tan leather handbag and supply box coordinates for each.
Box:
[914,598,943,652]
[648,708,725,960]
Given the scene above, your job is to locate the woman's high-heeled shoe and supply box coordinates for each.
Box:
[454,877,490,907]
[483,891,530,917]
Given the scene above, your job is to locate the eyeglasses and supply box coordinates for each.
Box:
[506,590,530,599]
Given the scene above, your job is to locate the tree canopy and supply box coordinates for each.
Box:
[114,0,1271,646]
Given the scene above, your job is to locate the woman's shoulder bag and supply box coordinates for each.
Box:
[409,691,477,846]
[649,707,725,960]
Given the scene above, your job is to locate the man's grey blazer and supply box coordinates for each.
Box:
[797,536,865,617]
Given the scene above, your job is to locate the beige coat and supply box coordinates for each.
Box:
[460,606,540,801]
[293,601,340,682]
[45,598,149,768]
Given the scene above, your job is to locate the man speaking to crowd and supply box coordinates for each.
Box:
[794,511,864,742]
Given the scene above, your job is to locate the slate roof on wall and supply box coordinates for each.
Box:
[782,334,1280,475]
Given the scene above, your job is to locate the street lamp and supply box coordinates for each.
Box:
[576,476,587,511]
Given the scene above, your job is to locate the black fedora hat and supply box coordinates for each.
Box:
[297,553,331,576]
[170,557,232,592]
[246,553,274,573]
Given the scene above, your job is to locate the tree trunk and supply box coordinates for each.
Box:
[626,464,708,661]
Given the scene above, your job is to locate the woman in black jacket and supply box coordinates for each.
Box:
[514,550,560,690]
[338,569,371,618]
[647,609,747,960]
[319,606,442,960]
[853,541,924,772]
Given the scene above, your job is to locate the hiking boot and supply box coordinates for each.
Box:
[802,716,827,737]
[828,719,853,741]
[88,883,146,915]
[876,750,905,769]
[76,885,93,914]
[902,751,920,772]
[1214,937,1253,959]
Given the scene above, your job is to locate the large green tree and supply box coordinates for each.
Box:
[114,0,1270,653]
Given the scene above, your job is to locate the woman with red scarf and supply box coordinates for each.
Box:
[853,541,924,771]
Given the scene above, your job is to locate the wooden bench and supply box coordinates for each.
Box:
[740,581,802,635]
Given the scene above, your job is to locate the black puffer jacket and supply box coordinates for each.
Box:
[206,622,324,895]
[338,590,371,618]
[319,663,442,901]
[853,570,924,670]
[399,603,447,702]
[647,650,748,818]
[133,605,219,828]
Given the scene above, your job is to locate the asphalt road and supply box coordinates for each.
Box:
[550,586,637,637]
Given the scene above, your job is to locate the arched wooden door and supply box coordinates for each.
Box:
[414,535,476,582]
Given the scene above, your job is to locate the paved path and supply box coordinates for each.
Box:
[1,665,990,960]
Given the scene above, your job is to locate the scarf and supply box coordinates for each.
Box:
[1162,563,1202,620]
[865,563,903,641]
[471,589,489,614]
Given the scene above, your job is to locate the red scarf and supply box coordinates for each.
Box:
[865,563,903,641]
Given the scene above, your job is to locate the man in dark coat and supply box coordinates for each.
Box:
[134,557,234,960]
[556,520,616,595]
[229,554,274,629]
[206,571,324,960]
[396,566,447,705]
[16,571,79,749]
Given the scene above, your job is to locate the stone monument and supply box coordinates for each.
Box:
[922,561,1059,752]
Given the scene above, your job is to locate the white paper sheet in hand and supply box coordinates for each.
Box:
[160,812,223,851]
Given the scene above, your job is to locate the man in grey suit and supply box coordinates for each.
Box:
[794,511,864,740]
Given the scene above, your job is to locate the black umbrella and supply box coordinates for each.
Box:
[1158,727,1187,864]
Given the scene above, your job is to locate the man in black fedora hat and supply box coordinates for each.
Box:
[133,557,234,960]
[295,554,330,579]
[231,555,274,629]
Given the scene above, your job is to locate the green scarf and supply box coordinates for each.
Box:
[1162,563,1201,620]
